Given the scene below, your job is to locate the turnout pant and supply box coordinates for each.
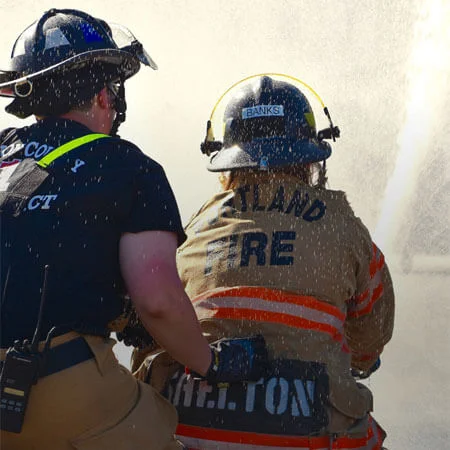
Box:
[135,352,386,450]
[1,332,181,450]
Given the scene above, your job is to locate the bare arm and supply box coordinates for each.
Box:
[119,230,211,375]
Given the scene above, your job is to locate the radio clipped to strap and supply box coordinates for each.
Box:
[0,265,51,433]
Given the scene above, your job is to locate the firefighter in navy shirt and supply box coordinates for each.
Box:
[0,9,268,450]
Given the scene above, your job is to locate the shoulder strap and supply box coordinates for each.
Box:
[37,133,109,168]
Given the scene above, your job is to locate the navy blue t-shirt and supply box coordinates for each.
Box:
[0,118,186,347]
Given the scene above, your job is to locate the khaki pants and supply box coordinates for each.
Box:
[1,333,182,450]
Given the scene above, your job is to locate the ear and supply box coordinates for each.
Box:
[97,87,112,109]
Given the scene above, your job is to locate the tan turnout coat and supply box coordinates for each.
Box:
[176,175,394,433]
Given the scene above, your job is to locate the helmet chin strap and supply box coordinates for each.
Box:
[109,78,126,137]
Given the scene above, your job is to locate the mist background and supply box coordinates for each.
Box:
[1,1,449,448]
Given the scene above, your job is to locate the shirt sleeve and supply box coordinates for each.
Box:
[345,238,395,372]
[123,158,187,246]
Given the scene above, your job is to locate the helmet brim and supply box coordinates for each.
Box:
[0,48,141,97]
[207,138,332,172]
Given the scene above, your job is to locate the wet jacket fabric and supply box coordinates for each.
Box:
[0,118,185,448]
[173,174,394,449]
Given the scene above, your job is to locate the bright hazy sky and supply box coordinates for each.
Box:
[0,0,432,229]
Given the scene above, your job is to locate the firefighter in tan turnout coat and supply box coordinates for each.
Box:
[139,74,394,450]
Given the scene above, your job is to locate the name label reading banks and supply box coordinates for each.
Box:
[242,105,284,119]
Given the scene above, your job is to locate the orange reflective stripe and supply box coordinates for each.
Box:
[177,424,329,447]
[196,296,344,329]
[353,290,369,303]
[348,243,385,318]
[352,350,381,363]
[212,308,343,342]
[350,283,383,318]
[195,287,346,321]
[364,415,385,449]
[348,278,383,319]
[193,287,349,353]
[369,243,385,277]
[177,423,383,449]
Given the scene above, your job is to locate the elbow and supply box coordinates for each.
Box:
[137,293,175,319]
[127,259,186,319]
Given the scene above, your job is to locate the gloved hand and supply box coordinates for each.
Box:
[351,357,381,379]
[190,335,269,383]
[116,323,153,348]
[116,312,154,350]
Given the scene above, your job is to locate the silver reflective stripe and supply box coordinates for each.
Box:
[351,269,383,315]
[195,296,344,332]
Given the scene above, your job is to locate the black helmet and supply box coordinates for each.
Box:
[201,74,340,172]
[0,8,157,121]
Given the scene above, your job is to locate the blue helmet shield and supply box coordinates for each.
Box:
[0,9,157,98]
